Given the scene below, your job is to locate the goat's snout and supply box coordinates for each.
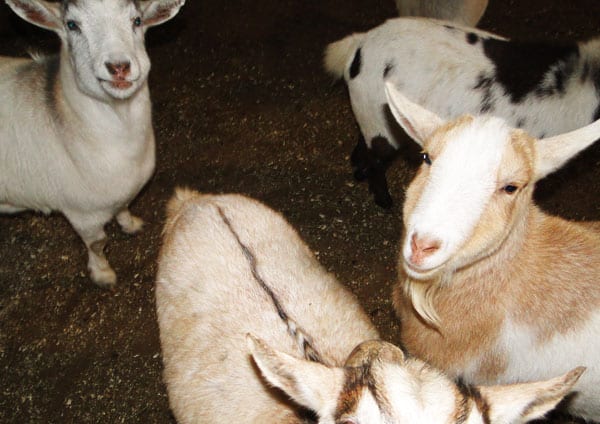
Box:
[409,233,440,266]
[105,61,131,80]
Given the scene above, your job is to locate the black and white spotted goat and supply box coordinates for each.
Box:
[325,17,600,207]
[0,0,184,287]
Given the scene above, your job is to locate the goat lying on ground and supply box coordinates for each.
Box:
[156,188,583,423]
[325,17,600,208]
[395,0,488,27]
[384,81,600,421]
[0,0,184,287]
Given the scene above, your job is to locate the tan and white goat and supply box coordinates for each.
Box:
[0,0,184,287]
[156,188,582,424]
[385,81,600,421]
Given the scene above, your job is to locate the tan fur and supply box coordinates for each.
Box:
[390,98,600,418]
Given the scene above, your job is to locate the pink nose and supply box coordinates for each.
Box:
[409,233,440,266]
[105,61,131,79]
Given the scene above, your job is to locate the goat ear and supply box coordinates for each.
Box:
[142,0,186,28]
[5,0,62,32]
[247,334,343,414]
[535,118,600,180]
[478,367,585,423]
[384,81,445,147]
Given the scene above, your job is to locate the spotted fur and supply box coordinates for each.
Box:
[324,18,600,207]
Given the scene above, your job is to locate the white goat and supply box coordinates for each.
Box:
[324,17,600,208]
[395,0,488,27]
[0,0,185,287]
[156,188,583,424]
[384,82,600,421]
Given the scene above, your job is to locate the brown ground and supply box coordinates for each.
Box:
[1,1,600,423]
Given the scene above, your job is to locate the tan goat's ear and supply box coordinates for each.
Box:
[5,0,62,32]
[384,81,445,147]
[247,334,343,414]
[535,118,600,180]
[478,367,585,423]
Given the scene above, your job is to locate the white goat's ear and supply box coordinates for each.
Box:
[5,0,62,32]
[142,0,186,28]
[478,367,584,423]
[384,81,445,147]
[247,334,343,414]
[535,118,600,180]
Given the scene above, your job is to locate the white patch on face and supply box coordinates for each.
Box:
[381,362,457,424]
[403,116,511,278]
[351,390,386,424]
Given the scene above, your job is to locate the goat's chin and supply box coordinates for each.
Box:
[99,79,142,100]
[402,260,445,281]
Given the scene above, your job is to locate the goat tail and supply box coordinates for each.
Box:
[163,186,204,235]
[323,33,365,79]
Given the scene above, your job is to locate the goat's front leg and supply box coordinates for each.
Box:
[67,212,116,288]
[116,208,144,234]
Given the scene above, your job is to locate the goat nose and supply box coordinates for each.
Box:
[105,61,131,78]
[409,233,440,265]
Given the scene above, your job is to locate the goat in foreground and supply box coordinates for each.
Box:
[156,188,582,423]
[385,82,600,421]
[325,17,600,207]
[0,0,184,287]
[395,0,488,27]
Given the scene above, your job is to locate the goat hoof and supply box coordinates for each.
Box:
[90,267,117,289]
[122,215,144,234]
[374,194,393,209]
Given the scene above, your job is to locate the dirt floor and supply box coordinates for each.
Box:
[1,0,600,422]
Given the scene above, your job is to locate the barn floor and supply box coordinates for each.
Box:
[1,0,600,422]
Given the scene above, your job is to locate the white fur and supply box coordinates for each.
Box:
[156,189,583,424]
[403,117,510,278]
[0,0,184,287]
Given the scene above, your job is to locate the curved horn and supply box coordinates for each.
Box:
[344,340,406,368]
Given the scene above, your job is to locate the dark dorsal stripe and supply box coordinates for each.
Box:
[216,206,323,364]
[482,37,579,103]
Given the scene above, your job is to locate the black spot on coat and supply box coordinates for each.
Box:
[467,32,479,45]
[350,48,361,79]
[482,38,579,103]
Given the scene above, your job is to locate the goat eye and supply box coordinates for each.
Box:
[503,184,518,194]
[66,20,79,31]
[422,152,432,165]
[133,16,142,27]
